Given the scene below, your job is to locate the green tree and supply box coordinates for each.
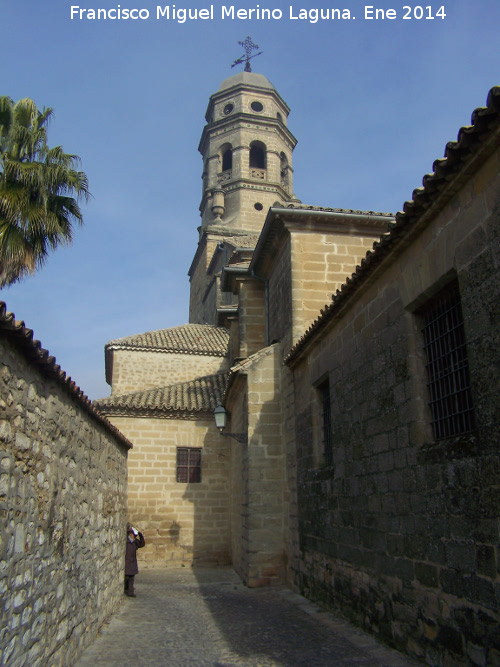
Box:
[0,96,90,287]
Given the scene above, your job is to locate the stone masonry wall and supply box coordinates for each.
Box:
[238,279,266,358]
[0,336,129,667]
[109,348,228,396]
[189,237,218,326]
[108,415,231,568]
[226,345,287,587]
[289,229,379,346]
[227,375,249,583]
[268,235,292,348]
[290,151,500,665]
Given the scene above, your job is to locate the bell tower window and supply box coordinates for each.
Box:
[249,142,266,170]
[222,148,232,171]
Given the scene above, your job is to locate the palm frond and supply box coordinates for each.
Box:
[0,96,90,287]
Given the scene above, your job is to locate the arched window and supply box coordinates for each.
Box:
[249,141,266,170]
[222,147,232,171]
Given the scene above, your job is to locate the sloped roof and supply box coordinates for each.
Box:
[285,86,500,366]
[277,203,394,217]
[0,302,132,450]
[106,324,230,357]
[95,372,228,419]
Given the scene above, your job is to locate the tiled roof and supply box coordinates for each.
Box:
[106,324,230,357]
[94,372,228,419]
[277,203,395,217]
[0,302,132,450]
[285,86,500,366]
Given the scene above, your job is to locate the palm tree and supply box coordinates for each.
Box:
[0,96,90,287]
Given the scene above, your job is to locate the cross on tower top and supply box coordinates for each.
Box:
[231,36,263,72]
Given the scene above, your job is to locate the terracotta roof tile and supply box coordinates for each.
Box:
[106,323,230,357]
[95,372,228,419]
[0,302,132,449]
[278,203,395,217]
[285,86,500,366]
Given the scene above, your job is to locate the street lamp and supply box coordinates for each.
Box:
[214,404,248,444]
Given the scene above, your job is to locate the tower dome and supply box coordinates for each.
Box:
[217,71,275,92]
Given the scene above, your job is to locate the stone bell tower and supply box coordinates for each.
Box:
[198,71,299,232]
[189,71,299,324]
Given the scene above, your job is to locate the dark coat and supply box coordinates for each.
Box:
[125,532,145,575]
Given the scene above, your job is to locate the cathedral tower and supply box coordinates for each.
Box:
[198,71,298,232]
[189,71,299,324]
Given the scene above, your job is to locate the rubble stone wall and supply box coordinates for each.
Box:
[0,336,129,667]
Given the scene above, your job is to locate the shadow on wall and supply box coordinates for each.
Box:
[187,342,298,663]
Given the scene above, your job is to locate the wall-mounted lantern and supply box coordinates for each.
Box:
[214,404,248,444]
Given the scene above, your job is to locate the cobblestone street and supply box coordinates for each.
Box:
[75,568,421,666]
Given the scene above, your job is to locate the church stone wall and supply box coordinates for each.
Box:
[267,235,293,349]
[237,279,266,358]
[0,337,128,667]
[227,375,249,583]
[110,348,228,396]
[266,226,381,352]
[108,415,231,568]
[189,237,220,325]
[290,150,500,665]
[226,345,287,587]
[289,229,379,345]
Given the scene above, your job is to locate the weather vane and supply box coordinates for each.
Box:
[231,37,262,72]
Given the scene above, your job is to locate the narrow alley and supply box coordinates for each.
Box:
[75,568,421,666]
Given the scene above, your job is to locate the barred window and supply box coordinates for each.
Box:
[318,380,333,466]
[176,448,202,483]
[420,282,475,440]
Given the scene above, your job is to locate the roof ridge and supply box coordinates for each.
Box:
[276,203,395,217]
[106,323,230,357]
[107,322,228,345]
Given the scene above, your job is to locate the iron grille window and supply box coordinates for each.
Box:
[319,380,333,466]
[420,282,475,440]
[176,447,202,483]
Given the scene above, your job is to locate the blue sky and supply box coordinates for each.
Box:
[1,0,499,400]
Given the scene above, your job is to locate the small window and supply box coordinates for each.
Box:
[277,112,283,122]
[254,202,263,211]
[251,101,263,112]
[176,448,202,483]
[318,380,333,466]
[223,103,234,115]
[419,281,475,440]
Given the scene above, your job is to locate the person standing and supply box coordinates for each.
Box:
[125,523,145,597]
